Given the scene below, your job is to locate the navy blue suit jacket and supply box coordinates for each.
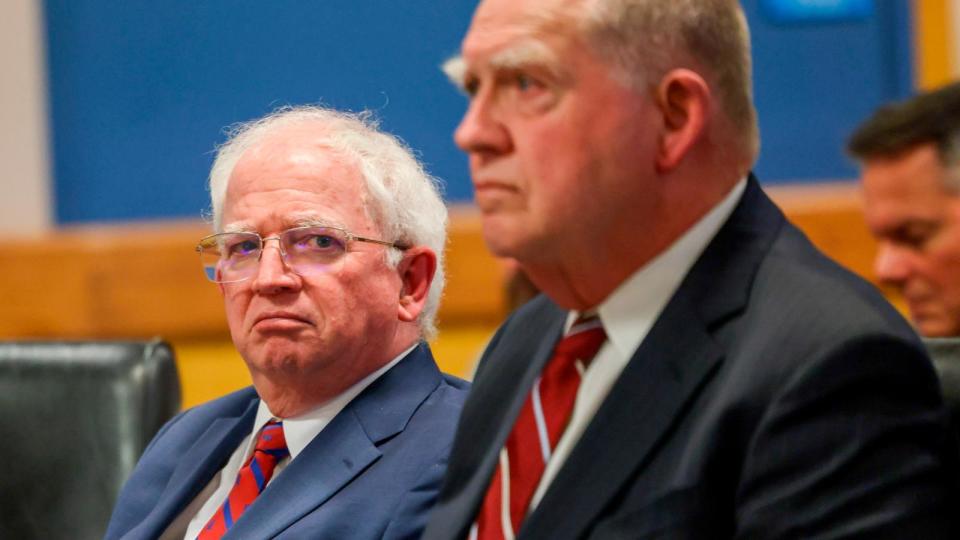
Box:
[424,177,959,539]
[106,343,468,539]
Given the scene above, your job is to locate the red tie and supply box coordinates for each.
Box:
[197,420,290,539]
[475,316,606,540]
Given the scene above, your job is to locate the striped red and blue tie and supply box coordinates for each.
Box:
[197,419,289,539]
[474,316,606,540]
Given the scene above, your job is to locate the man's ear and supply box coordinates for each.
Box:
[655,69,711,173]
[397,247,437,323]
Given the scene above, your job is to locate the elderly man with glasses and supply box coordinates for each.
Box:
[105,106,469,540]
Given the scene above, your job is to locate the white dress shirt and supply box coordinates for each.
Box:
[170,344,415,540]
[529,179,747,509]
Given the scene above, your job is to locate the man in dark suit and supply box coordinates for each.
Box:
[424,0,958,538]
[105,106,468,539]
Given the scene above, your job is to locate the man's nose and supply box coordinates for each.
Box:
[873,241,912,286]
[453,89,512,157]
[252,240,299,294]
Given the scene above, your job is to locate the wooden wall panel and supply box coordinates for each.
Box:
[0,221,227,339]
[0,183,895,341]
[0,182,911,405]
[441,208,507,325]
[0,241,96,336]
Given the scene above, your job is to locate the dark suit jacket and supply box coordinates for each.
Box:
[105,343,468,539]
[423,178,959,539]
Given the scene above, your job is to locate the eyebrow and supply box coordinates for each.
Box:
[872,217,940,238]
[441,56,467,90]
[221,215,349,234]
[490,40,559,71]
[223,222,254,234]
[442,39,562,91]
[290,215,348,230]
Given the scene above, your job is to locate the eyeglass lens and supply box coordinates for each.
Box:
[198,227,349,283]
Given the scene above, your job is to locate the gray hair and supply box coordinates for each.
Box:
[208,105,448,340]
[578,0,759,163]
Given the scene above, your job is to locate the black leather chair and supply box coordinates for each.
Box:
[0,339,181,540]
[924,338,960,440]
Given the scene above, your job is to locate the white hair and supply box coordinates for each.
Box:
[208,105,448,340]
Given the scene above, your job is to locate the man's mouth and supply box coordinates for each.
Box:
[474,180,519,193]
[253,311,312,330]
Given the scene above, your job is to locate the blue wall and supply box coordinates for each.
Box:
[746,0,913,181]
[43,1,912,224]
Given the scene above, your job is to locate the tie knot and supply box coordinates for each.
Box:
[553,316,606,364]
[255,420,290,460]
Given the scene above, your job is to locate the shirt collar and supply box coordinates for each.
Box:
[249,342,418,459]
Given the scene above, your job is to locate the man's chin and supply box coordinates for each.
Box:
[480,218,526,258]
[914,313,960,338]
[243,343,305,373]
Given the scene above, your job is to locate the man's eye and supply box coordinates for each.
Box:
[894,230,933,249]
[505,72,556,112]
[464,77,480,98]
[228,240,259,257]
[297,234,344,252]
[516,74,536,91]
[904,234,931,248]
[313,235,336,248]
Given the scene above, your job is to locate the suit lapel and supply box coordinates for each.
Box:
[522,288,723,538]
[434,305,566,537]
[128,396,259,539]
[524,177,782,538]
[224,343,443,539]
[475,308,566,467]
[225,406,381,539]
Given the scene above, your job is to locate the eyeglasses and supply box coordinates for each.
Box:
[196,225,406,283]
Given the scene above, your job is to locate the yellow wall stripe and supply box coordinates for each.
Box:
[915,0,955,89]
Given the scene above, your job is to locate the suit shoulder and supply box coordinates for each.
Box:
[717,221,933,398]
[496,295,564,341]
[471,295,564,378]
[440,372,471,394]
[418,373,470,422]
[147,386,258,447]
[754,222,917,343]
[176,385,259,423]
